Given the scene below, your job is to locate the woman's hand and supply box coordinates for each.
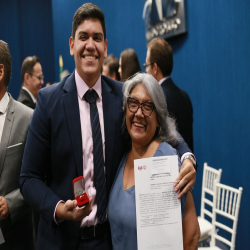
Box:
[174,159,196,198]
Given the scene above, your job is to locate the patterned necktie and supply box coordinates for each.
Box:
[84,89,107,222]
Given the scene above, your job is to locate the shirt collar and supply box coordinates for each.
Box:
[0,92,9,114]
[75,70,102,101]
[22,86,36,103]
[159,76,170,85]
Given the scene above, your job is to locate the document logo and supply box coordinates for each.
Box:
[138,165,147,171]
[142,0,187,42]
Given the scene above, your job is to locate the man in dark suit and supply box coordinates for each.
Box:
[17,56,44,109]
[20,3,196,249]
[0,40,34,249]
[145,37,194,152]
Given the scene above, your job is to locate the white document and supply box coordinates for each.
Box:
[134,155,183,250]
[0,228,5,245]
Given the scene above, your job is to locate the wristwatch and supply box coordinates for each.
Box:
[183,154,197,171]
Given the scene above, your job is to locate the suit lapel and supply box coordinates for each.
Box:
[62,75,116,177]
[62,72,83,176]
[101,77,115,179]
[0,95,14,176]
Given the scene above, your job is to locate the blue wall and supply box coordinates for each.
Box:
[51,2,250,247]
[1,0,55,99]
[51,0,147,80]
[2,0,250,248]
[171,2,250,248]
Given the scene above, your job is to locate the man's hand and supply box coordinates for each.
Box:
[56,199,92,221]
[174,159,196,198]
[0,196,9,220]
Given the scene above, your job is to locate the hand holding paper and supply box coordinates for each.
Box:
[134,155,183,250]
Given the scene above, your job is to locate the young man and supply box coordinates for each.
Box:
[0,40,34,249]
[20,3,196,249]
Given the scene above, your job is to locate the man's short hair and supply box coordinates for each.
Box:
[103,54,120,81]
[0,40,12,87]
[147,38,173,77]
[21,56,40,83]
[72,3,106,40]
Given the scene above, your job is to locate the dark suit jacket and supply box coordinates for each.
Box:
[0,94,34,250]
[19,73,191,249]
[19,73,125,249]
[161,77,194,151]
[17,88,36,109]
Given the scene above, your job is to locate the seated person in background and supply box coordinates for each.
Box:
[102,54,120,81]
[118,48,141,82]
[108,73,200,250]
[17,56,44,109]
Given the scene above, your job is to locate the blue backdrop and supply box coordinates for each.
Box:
[1,0,55,98]
[2,1,250,249]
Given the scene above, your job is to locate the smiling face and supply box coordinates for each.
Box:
[126,83,159,148]
[69,17,107,87]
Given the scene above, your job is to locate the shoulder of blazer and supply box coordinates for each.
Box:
[162,78,190,98]
[18,88,31,99]
[41,73,72,96]
[8,94,33,121]
[161,77,177,89]
[17,89,36,109]
[162,79,193,110]
[37,72,74,107]
[101,75,123,96]
[17,88,28,98]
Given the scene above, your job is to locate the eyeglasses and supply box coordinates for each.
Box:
[143,62,154,71]
[127,97,155,117]
[30,74,44,81]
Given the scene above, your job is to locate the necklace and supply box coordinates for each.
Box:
[129,144,150,170]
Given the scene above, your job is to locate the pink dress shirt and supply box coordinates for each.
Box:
[54,70,106,227]
[75,71,106,227]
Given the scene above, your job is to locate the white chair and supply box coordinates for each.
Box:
[198,163,222,243]
[198,182,243,250]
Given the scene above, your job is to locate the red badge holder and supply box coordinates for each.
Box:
[72,176,89,207]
